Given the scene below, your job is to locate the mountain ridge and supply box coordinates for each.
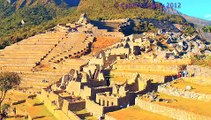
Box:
[164,7,211,26]
[0,0,202,48]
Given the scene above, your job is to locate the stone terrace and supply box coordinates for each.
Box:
[136,93,211,120]
[110,58,191,84]
[105,106,171,120]
[0,31,66,69]
[0,31,91,92]
[41,33,94,63]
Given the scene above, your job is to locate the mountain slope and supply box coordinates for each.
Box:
[0,0,81,48]
[77,0,184,23]
[0,0,191,49]
[165,7,211,27]
[164,7,211,41]
[182,15,211,27]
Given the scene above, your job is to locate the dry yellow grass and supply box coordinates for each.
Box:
[113,69,177,76]
[111,76,128,84]
[115,58,191,66]
[171,79,211,94]
[3,90,29,104]
[92,36,121,55]
[156,93,211,117]
[107,106,172,120]
[183,77,211,85]
[27,105,56,120]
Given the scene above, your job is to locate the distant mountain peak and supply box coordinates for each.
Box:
[164,7,182,15]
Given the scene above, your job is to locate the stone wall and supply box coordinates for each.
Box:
[158,84,211,102]
[91,86,112,100]
[86,99,104,118]
[66,81,81,96]
[135,98,211,120]
[68,101,85,111]
[89,57,104,66]
[96,92,121,107]
[111,70,173,83]
[62,98,86,112]
[110,48,130,56]
[80,86,92,99]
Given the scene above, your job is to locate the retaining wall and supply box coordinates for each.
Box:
[135,98,211,120]
[158,85,211,102]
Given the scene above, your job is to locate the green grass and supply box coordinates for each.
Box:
[0,5,79,49]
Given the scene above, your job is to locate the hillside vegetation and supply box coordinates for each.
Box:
[77,0,185,22]
[202,26,211,33]
[0,0,80,49]
[0,0,192,49]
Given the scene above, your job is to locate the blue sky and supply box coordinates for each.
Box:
[155,0,211,21]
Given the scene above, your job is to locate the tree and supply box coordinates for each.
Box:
[0,72,21,116]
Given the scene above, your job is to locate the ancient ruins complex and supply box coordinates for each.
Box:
[0,14,211,120]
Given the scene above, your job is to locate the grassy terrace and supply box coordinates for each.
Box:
[26,105,57,120]
[110,58,191,84]
[107,106,171,120]
[170,79,211,94]
[92,36,121,55]
[110,69,177,84]
[3,90,56,120]
[152,93,211,117]
[112,70,177,76]
[182,77,211,85]
[115,58,191,66]
[110,76,129,84]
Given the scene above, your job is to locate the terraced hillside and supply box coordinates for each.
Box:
[0,14,125,92]
[0,30,93,91]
